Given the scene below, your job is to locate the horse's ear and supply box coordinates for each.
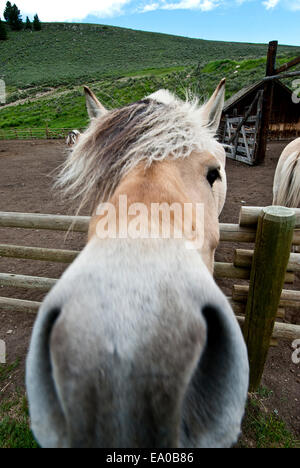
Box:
[84,86,107,120]
[202,78,225,133]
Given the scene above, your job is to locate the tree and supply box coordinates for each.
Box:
[25,16,32,30]
[6,3,23,31]
[0,19,8,40]
[33,14,41,31]
[3,1,12,22]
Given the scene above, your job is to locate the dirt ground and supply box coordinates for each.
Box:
[0,139,299,438]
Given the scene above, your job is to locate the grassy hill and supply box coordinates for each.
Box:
[0,22,299,133]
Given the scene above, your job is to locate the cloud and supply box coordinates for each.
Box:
[262,0,280,8]
[262,0,300,10]
[141,2,161,12]
[139,0,221,12]
[15,1,132,21]
[139,0,300,13]
[11,0,300,22]
[164,1,220,11]
[283,0,300,9]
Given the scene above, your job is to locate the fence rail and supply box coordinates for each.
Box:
[240,206,300,227]
[0,127,84,140]
[0,212,90,232]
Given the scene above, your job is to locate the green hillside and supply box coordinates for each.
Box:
[0,22,299,133]
[2,22,300,89]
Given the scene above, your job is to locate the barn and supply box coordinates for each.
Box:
[220,41,300,165]
[223,79,300,139]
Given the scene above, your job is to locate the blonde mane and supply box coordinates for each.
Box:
[274,150,300,207]
[56,90,222,209]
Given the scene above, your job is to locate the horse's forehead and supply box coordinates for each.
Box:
[147,89,180,106]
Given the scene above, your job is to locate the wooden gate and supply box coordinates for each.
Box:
[221,90,263,165]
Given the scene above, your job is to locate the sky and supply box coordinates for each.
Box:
[1,0,299,46]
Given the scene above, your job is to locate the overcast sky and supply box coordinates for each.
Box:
[1,0,299,45]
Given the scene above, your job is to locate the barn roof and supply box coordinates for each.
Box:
[223,79,293,113]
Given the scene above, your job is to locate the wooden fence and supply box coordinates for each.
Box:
[0,127,83,141]
[0,206,300,391]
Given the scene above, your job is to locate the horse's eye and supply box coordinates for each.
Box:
[206,168,221,187]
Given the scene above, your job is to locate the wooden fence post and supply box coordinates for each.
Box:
[256,41,277,164]
[243,206,296,392]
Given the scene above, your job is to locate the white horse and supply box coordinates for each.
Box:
[65,87,106,146]
[66,130,81,147]
[273,138,300,208]
[26,80,249,448]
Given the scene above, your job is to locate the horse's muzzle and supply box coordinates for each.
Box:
[26,242,249,448]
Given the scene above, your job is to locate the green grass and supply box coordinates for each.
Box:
[0,68,200,130]
[0,360,38,449]
[1,22,300,90]
[0,395,38,448]
[122,65,188,78]
[249,413,297,448]
[1,53,299,135]
[256,386,274,399]
[0,360,20,383]
[237,389,299,449]
[0,22,299,136]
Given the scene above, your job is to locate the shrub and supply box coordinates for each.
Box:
[33,14,42,32]
[25,16,32,31]
[0,19,8,40]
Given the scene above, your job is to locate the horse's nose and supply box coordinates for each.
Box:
[26,289,249,448]
[26,305,70,448]
[26,239,249,448]
[27,293,207,448]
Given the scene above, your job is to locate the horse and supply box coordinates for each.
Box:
[273,137,300,208]
[66,129,81,147]
[26,80,249,449]
[65,88,106,146]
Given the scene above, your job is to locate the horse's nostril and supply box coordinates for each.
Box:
[27,306,62,388]
[202,305,226,347]
[43,308,62,348]
[48,308,61,326]
[26,306,68,448]
[33,307,62,382]
[196,304,234,381]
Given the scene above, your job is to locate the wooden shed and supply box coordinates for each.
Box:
[220,41,300,165]
[222,79,300,140]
